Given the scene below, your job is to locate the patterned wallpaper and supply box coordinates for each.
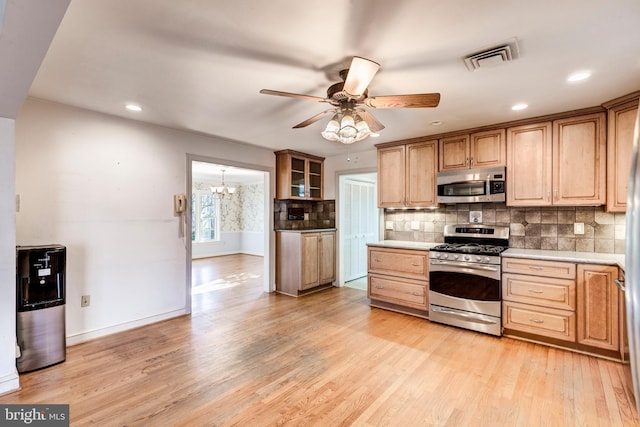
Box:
[384,203,626,254]
[192,181,264,232]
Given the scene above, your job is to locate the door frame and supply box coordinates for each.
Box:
[336,167,380,287]
[185,154,275,314]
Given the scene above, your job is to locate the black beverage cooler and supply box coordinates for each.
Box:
[16,245,66,373]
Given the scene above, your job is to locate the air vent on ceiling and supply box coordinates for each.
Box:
[463,38,520,71]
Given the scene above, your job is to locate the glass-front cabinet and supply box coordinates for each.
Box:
[276,150,324,200]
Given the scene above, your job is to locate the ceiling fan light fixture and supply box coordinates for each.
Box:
[321,110,372,144]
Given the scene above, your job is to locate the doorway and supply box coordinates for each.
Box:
[185,155,273,314]
[338,172,379,290]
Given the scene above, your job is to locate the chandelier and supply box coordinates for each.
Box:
[320,108,372,144]
[210,170,236,198]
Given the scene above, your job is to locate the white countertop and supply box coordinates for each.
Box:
[502,248,625,271]
[367,240,626,270]
[367,240,440,250]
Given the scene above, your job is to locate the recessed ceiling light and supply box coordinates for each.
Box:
[567,70,591,83]
[125,104,142,112]
[430,120,443,126]
[512,103,528,111]
[370,133,380,138]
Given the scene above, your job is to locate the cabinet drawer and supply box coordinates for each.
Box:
[502,258,576,279]
[503,273,576,310]
[503,301,576,342]
[368,248,428,279]
[368,275,428,310]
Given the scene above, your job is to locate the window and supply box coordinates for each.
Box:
[192,191,220,242]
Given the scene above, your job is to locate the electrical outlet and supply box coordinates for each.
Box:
[574,222,585,235]
[81,295,91,307]
[385,221,394,230]
[410,221,420,230]
[470,211,482,223]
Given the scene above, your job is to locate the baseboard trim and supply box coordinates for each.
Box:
[0,371,20,396]
[66,309,187,346]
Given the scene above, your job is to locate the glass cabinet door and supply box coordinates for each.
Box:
[290,157,306,197]
[308,160,322,199]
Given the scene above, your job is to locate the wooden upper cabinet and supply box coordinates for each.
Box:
[606,97,639,212]
[439,135,469,171]
[471,129,506,168]
[378,145,406,207]
[507,122,553,206]
[406,140,438,207]
[275,150,324,200]
[439,130,505,171]
[507,113,606,207]
[378,140,438,208]
[553,113,606,205]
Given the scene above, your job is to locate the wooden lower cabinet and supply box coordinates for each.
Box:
[502,257,625,360]
[577,264,620,351]
[367,246,429,317]
[276,230,336,296]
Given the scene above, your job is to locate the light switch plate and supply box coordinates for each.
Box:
[385,221,394,230]
[470,211,482,224]
[410,221,420,230]
[574,222,585,234]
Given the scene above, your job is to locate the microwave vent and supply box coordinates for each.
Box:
[463,38,520,71]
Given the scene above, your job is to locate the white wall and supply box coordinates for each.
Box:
[323,148,378,200]
[0,118,19,394]
[15,98,275,345]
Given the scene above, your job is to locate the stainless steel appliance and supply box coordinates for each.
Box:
[429,224,509,336]
[437,166,506,204]
[625,102,640,413]
[16,245,66,373]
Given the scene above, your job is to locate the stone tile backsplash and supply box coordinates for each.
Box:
[274,199,336,230]
[384,204,626,254]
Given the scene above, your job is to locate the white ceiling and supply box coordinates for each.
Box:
[27,0,640,158]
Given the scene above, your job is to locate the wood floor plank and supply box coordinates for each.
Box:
[1,254,638,426]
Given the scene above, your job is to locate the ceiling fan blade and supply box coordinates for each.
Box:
[356,110,385,132]
[343,57,380,97]
[292,109,336,128]
[260,89,327,103]
[364,93,441,109]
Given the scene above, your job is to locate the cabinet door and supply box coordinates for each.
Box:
[289,155,307,199]
[470,129,506,168]
[607,100,638,212]
[406,140,438,207]
[439,135,470,171]
[378,146,406,207]
[318,231,336,284]
[577,264,620,351]
[553,113,606,205]
[307,159,323,200]
[506,122,552,206]
[300,233,319,290]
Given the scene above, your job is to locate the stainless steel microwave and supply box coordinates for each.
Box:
[437,166,506,204]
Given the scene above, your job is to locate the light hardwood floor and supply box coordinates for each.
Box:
[1,254,638,426]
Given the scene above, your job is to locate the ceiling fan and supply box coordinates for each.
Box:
[260,56,441,144]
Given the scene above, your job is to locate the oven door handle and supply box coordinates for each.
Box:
[430,306,499,325]
[430,260,499,272]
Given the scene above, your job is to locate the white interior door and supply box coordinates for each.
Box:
[343,178,377,282]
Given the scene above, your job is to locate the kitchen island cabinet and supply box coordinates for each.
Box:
[276,229,335,296]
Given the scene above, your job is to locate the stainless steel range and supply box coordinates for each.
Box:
[429,224,509,336]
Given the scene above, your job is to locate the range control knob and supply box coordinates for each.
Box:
[476,256,482,262]
[453,254,459,260]
[484,257,491,263]
[433,253,440,259]
[442,253,449,259]
[464,255,471,261]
